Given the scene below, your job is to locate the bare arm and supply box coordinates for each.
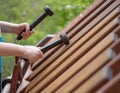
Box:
[0,21,34,39]
[0,21,20,34]
[0,42,24,56]
[0,42,43,63]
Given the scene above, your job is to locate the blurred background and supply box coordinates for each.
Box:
[0,0,94,78]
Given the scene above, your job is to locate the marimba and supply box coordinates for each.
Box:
[3,0,120,93]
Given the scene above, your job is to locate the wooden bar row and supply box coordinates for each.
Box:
[15,0,120,93]
[74,53,120,93]
[30,0,120,81]
[29,8,120,82]
[32,0,114,71]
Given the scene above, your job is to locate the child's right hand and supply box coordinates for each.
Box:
[17,23,34,39]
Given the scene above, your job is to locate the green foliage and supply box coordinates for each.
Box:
[0,0,94,77]
[41,0,94,34]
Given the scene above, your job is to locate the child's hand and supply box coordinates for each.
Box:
[22,46,43,63]
[18,23,34,39]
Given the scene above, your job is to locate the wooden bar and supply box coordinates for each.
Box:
[73,53,120,93]
[31,0,116,70]
[96,72,120,93]
[29,5,120,81]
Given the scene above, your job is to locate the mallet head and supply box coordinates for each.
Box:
[44,6,54,16]
[60,33,69,45]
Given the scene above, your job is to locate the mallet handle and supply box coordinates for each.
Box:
[41,38,63,53]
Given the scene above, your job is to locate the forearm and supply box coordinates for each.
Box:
[0,21,18,34]
[0,42,24,56]
[0,42,43,63]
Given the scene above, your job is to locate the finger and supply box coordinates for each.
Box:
[27,29,34,35]
[24,23,30,32]
[22,32,29,39]
[22,31,32,36]
[25,31,34,38]
[38,47,44,57]
[25,26,34,37]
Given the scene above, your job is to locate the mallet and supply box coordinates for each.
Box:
[15,6,54,41]
[41,33,69,53]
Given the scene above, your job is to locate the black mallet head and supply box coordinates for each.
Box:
[60,33,69,45]
[44,6,54,16]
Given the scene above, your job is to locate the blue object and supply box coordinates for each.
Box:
[0,36,3,92]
